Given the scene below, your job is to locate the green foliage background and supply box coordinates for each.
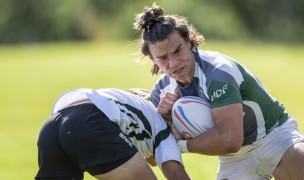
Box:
[0,0,303,43]
[0,1,303,179]
[0,40,303,179]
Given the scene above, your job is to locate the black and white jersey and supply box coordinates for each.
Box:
[52,88,182,168]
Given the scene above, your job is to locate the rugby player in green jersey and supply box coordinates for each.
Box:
[133,3,304,180]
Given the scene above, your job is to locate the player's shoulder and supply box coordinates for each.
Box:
[196,50,242,74]
[196,50,232,63]
[151,75,177,99]
[153,74,177,90]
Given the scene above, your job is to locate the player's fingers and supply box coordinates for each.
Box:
[170,122,183,141]
[165,98,174,105]
[160,94,174,106]
[165,92,179,101]
[174,89,180,98]
[157,104,171,121]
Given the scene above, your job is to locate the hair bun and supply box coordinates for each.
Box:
[134,3,164,31]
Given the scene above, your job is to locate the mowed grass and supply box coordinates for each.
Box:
[0,40,303,180]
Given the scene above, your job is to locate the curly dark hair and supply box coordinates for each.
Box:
[133,3,205,75]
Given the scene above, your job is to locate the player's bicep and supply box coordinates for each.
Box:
[212,103,244,149]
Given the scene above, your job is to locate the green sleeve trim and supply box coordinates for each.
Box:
[209,81,242,108]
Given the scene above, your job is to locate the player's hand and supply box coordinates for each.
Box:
[157,91,180,121]
[168,120,184,141]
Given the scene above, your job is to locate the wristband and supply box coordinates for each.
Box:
[177,140,188,153]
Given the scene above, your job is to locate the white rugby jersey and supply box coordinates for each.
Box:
[151,50,289,145]
[52,88,182,169]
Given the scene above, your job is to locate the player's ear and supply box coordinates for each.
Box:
[148,55,154,61]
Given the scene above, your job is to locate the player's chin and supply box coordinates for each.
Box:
[169,72,182,81]
[170,67,183,76]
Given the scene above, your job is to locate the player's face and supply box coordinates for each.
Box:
[148,31,195,86]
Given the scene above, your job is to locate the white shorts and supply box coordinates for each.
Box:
[217,117,304,180]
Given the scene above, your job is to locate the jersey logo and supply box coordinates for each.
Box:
[114,100,153,141]
[210,84,228,102]
[119,133,133,147]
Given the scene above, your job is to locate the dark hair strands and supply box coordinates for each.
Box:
[133,2,205,75]
[133,2,164,32]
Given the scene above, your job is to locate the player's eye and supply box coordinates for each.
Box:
[173,45,182,54]
[158,56,167,61]
[175,48,182,53]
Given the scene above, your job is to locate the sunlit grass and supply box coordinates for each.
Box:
[0,40,303,179]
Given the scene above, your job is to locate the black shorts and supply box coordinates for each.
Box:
[35,104,137,180]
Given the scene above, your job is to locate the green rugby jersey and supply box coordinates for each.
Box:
[151,50,289,145]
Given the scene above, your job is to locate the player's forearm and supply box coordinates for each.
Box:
[186,127,243,155]
[162,161,191,180]
[185,103,244,155]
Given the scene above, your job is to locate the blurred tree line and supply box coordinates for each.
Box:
[0,0,303,44]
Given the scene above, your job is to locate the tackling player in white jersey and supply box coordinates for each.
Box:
[35,88,190,180]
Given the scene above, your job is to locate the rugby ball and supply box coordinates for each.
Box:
[171,96,214,139]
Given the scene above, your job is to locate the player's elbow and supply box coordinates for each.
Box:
[221,136,243,153]
[162,161,191,180]
[225,141,242,153]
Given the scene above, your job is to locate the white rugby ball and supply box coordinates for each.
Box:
[171,96,214,139]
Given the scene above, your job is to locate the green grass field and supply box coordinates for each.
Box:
[0,40,303,180]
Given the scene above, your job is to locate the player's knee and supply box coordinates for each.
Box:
[273,164,288,180]
[124,153,157,179]
[95,153,156,180]
[273,142,304,179]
